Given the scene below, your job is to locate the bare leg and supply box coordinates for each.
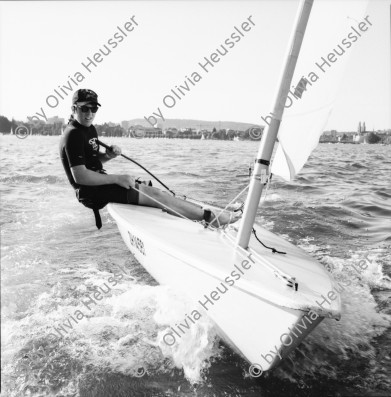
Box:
[137,185,239,226]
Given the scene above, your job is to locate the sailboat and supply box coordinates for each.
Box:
[108,0,368,374]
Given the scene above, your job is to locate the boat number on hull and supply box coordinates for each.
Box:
[127,231,146,256]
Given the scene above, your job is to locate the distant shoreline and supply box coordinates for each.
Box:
[1,133,390,145]
[0,133,260,141]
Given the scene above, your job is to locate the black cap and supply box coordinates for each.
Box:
[72,89,101,106]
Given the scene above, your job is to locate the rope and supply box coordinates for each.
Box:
[173,190,246,213]
[132,185,293,289]
[131,184,233,232]
[252,228,286,255]
[208,183,250,229]
[132,184,195,224]
[99,140,286,257]
[221,227,296,289]
[260,173,273,204]
[98,139,251,228]
[101,142,292,287]
[97,139,176,195]
[135,167,286,256]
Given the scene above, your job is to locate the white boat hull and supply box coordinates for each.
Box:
[108,203,340,372]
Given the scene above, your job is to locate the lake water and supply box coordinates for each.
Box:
[1,135,390,396]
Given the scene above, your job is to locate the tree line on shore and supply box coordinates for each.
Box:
[0,115,263,140]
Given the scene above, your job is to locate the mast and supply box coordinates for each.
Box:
[236,0,314,249]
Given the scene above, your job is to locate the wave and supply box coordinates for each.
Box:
[3,247,390,396]
[351,162,368,169]
[271,246,391,386]
[2,137,391,396]
[278,183,323,193]
[0,175,64,184]
[342,199,391,219]
[166,171,204,178]
[374,188,391,199]
[1,265,219,396]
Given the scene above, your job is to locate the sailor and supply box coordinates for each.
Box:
[59,89,239,228]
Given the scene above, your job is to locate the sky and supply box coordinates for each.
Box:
[0,0,390,131]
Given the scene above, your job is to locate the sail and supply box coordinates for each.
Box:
[271,0,369,180]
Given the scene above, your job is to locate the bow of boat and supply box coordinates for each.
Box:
[108,203,341,371]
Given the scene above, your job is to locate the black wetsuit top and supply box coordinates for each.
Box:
[59,120,103,189]
[59,119,138,228]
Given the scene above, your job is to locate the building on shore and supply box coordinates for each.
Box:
[320,123,390,145]
[353,121,366,143]
[127,125,163,138]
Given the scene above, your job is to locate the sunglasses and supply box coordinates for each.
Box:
[77,105,99,113]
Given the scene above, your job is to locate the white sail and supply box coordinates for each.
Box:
[271,0,369,180]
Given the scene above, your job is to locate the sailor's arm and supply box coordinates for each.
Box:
[98,144,121,164]
[71,165,134,188]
